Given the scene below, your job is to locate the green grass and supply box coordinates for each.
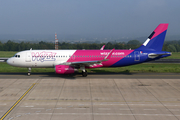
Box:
[0,51,17,58]
[0,62,180,73]
[0,62,55,73]
[88,63,180,73]
[163,52,180,59]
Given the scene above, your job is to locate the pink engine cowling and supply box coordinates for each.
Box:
[55,65,75,74]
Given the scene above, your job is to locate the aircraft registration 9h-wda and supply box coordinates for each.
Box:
[7,23,171,77]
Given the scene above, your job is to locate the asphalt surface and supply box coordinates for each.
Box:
[0,74,180,120]
[0,72,180,79]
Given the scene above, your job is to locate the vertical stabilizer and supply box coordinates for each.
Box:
[137,23,168,51]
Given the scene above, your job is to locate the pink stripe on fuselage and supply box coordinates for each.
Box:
[151,23,168,40]
[67,50,134,67]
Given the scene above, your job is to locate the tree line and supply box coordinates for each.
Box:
[0,40,180,52]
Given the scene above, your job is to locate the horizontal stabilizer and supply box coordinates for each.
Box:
[148,52,171,58]
[0,58,8,62]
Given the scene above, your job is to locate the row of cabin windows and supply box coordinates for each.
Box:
[32,55,70,58]
[32,55,132,58]
[73,55,132,58]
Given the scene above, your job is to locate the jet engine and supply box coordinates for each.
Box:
[55,65,75,74]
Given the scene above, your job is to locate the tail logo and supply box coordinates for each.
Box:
[143,31,155,46]
[138,23,168,51]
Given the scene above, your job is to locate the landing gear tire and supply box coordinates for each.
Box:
[82,70,87,77]
[28,68,31,76]
[28,72,31,76]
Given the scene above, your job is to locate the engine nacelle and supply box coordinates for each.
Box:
[55,65,75,74]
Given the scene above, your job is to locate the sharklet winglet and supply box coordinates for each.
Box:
[100,45,105,50]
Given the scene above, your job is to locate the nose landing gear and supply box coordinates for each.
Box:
[28,68,31,76]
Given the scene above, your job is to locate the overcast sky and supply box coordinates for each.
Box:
[0,0,179,38]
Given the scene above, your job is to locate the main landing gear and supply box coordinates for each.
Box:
[28,67,31,76]
[80,66,87,77]
[82,70,87,77]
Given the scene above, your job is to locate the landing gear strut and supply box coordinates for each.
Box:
[80,66,87,77]
[28,67,31,76]
[82,70,87,77]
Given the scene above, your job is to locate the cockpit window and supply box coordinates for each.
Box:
[13,54,20,58]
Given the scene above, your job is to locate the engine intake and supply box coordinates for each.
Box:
[55,65,75,74]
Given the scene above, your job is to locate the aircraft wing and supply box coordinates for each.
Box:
[60,49,114,67]
[0,58,9,62]
[68,60,103,66]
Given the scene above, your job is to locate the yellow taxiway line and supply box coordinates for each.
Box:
[0,83,36,120]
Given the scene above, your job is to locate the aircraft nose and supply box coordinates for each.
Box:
[7,58,10,65]
[7,58,13,65]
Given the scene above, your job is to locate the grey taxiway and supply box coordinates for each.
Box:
[0,73,180,120]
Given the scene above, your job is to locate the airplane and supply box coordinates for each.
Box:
[6,23,171,77]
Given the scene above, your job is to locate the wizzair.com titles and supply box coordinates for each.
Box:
[100,52,125,55]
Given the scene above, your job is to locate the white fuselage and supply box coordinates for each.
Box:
[7,50,76,68]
